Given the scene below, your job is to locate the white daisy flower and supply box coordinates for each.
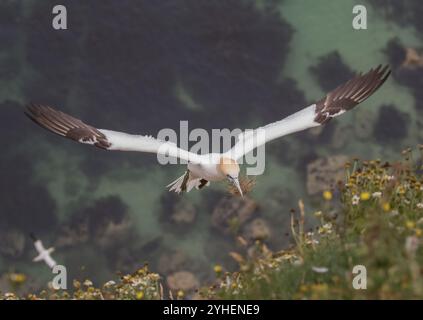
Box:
[352,195,360,205]
[372,192,382,198]
[405,236,420,256]
[104,280,116,287]
[83,279,93,287]
[312,266,329,273]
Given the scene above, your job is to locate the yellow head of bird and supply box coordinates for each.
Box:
[219,157,243,197]
[218,157,240,177]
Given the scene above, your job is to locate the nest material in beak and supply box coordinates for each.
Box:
[227,176,256,196]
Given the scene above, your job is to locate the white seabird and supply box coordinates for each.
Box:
[30,234,57,269]
[25,65,390,196]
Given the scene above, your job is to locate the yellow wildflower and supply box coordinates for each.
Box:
[9,273,26,285]
[322,190,333,201]
[136,291,144,300]
[415,229,422,237]
[311,283,328,293]
[360,192,371,201]
[177,290,185,299]
[382,202,391,212]
[299,284,308,293]
[213,265,223,274]
[405,220,415,229]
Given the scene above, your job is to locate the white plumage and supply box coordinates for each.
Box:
[25,65,390,195]
[32,239,57,269]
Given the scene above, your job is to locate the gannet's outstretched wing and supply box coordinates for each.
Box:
[33,240,45,254]
[25,105,204,163]
[227,65,390,160]
[43,255,57,269]
[33,252,57,268]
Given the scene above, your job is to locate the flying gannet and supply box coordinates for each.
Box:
[30,234,57,269]
[25,65,390,196]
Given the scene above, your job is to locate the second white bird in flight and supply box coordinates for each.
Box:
[30,234,57,269]
[25,65,390,196]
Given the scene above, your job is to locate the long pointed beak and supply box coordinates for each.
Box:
[232,178,243,197]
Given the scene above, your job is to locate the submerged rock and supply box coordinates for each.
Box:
[166,271,199,292]
[159,193,198,233]
[56,195,131,248]
[369,1,423,36]
[374,105,408,143]
[331,123,353,149]
[94,217,132,248]
[0,103,57,235]
[402,47,423,68]
[354,107,376,140]
[383,38,423,104]
[306,155,349,195]
[0,228,25,258]
[56,224,89,248]
[310,51,354,92]
[170,200,197,225]
[158,250,190,275]
[211,196,258,234]
[243,218,272,241]
[384,38,407,70]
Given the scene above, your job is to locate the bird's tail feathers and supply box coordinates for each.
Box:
[186,178,201,192]
[167,172,189,194]
[167,171,209,193]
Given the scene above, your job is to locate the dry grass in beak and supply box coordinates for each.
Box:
[227,176,256,196]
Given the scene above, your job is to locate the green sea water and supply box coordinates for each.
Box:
[1,0,422,290]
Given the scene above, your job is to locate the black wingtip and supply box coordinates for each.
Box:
[29,232,37,242]
[381,65,391,82]
[24,103,41,121]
